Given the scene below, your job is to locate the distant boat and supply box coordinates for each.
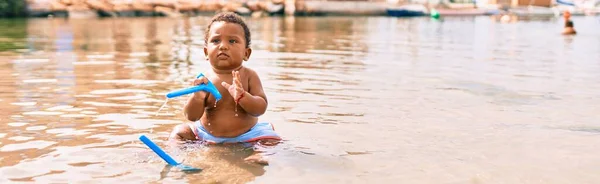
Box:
[435,8,501,16]
[386,4,428,17]
[554,1,600,16]
[556,0,576,6]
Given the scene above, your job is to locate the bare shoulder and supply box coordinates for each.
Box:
[241,67,266,98]
[241,67,262,83]
[241,67,259,77]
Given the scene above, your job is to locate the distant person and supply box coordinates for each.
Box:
[169,12,281,165]
[562,11,576,35]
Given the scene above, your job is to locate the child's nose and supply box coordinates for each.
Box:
[218,42,229,50]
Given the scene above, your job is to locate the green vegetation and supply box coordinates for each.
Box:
[0,19,27,52]
[0,0,27,17]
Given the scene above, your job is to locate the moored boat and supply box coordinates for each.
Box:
[386,4,428,17]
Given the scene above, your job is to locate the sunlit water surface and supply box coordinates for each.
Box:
[1,16,600,183]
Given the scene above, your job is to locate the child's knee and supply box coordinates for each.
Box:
[169,123,196,141]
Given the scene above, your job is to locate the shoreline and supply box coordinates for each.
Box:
[10,0,600,18]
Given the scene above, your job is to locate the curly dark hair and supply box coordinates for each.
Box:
[204,12,251,48]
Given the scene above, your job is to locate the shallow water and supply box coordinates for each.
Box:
[1,15,600,183]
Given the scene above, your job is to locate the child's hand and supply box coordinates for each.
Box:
[191,76,209,98]
[221,70,245,102]
[192,76,209,86]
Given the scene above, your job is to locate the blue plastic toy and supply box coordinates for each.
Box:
[166,73,222,101]
[139,135,202,172]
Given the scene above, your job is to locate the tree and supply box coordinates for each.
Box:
[0,0,27,17]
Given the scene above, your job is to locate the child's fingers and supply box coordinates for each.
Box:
[192,77,208,86]
[221,82,231,89]
[234,77,242,89]
[232,71,239,83]
[234,71,242,86]
[235,71,242,88]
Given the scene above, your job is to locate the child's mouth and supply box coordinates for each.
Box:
[217,53,229,60]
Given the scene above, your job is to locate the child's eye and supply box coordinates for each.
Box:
[229,39,237,44]
[211,39,220,43]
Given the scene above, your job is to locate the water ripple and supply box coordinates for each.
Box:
[1,16,599,183]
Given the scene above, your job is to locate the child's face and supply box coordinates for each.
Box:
[204,21,251,71]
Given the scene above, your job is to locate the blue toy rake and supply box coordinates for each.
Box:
[139,135,202,172]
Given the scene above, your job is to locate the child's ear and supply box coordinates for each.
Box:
[204,47,209,60]
[244,47,252,61]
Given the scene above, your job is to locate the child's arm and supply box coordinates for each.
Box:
[222,69,268,116]
[183,93,206,121]
[237,70,268,116]
[183,76,209,121]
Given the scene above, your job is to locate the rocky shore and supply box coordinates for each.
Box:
[26,0,300,18]
[21,0,600,18]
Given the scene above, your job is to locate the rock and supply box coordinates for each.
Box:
[284,0,295,15]
[132,2,154,12]
[85,0,113,12]
[67,4,90,11]
[257,1,268,11]
[69,0,87,6]
[178,5,198,12]
[256,1,283,13]
[27,0,52,11]
[246,0,261,12]
[199,1,222,12]
[113,4,133,12]
[60,0,73,5]
[178,0,202,8]
[295,0,306,12]
[68,10,98,18]
[265,2,283,14]
[50,1,69,11]
[251,11,264,18]
[235,6,251,15]
[155,6,181,17]
[178,0,201,12]
[67,5,98,18]
[154,0,176,8]
[221,2,242,13]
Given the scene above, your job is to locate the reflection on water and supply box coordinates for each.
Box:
[1,16,600,183]
[0,20,27,53]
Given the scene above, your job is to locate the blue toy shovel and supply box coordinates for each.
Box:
[139,135,202,172]
[166,73,222,100]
